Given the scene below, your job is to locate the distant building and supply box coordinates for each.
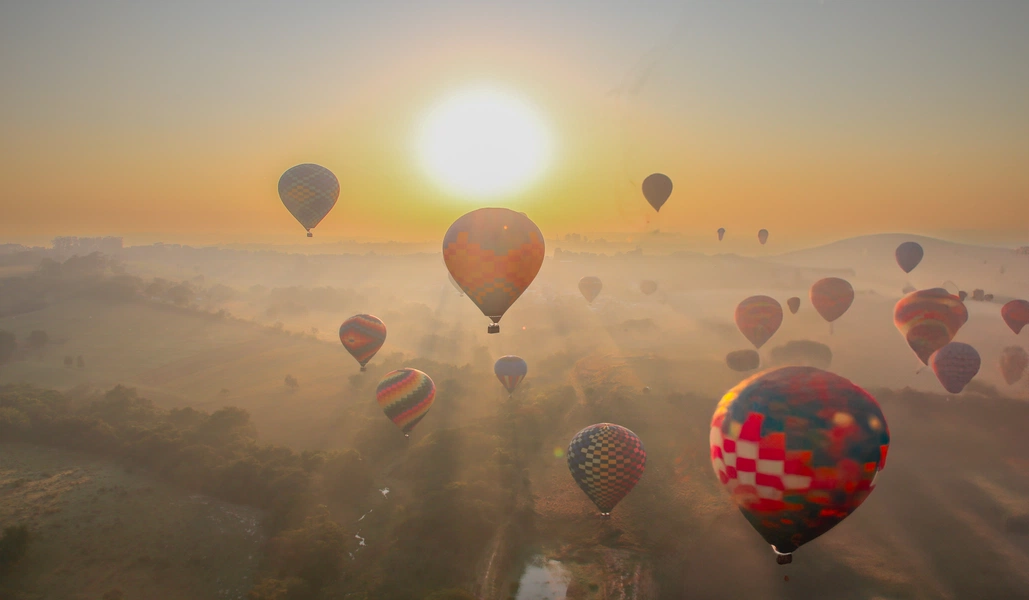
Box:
[1016,246,1029,255]
[52,236,123,256]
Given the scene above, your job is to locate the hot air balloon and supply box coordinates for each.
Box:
[642,174,672,212]
[494,355,527,395]
[640,280,658,295]
[787,297,801,315]
[448,272,465,297]
[810,278,854,333]
[930,342,980,394]
[893,288,968,365]
[895,242,924,274]
[710,366,890,564]
[758,229,769,245]
[376,368,435,437]
[579,276,603,304]
[278,164,339,237]
[735,296,783,349]
[443,208,545,334]
[1000,346,1028,385]
[717,228,726,241]
[1002,300,1029,334]
[726,349,760,372]
[339,314,386,372]
[567,423,646,516]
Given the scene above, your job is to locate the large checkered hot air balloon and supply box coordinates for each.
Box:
[376,369,435,437]
[810,278,854,334]
[710,366,890,565]
[339,314,386,372]
[894,288,968,366]
[443,208,545,334]
[567,423,647,516]
[735,296,783,350]
[277,164,339,237]
[494,355,527,395]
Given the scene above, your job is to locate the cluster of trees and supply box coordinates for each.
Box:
[0,329,51,365]
[0,525,30,572]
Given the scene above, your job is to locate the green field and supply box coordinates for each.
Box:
[0,442,265,600]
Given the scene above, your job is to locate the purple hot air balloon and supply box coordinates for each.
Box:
[931,342,981,394]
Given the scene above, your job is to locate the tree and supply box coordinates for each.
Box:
[76,355,85,368]
[25,330,48,358]
[284,375,300,391]
[0,331,16,364]
[64,355,74,368]
[0,525,30,569]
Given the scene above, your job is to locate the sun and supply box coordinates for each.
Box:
[416,86,553,199]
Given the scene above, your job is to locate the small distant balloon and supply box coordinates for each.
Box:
[810,278,854,326]
[1000,346,1028,385]
[726,349,760,372]
[278,164,340,237]
[494,355,527,395]
[787,297,801,315]
[339,314,387,372]
[717,228,726,241]
[579,276,603,304]
[642,174,672,212]
[758,229,769,245]
[568,423,646,515]
[895,242,924,273]
[735,296,783,350]
[1002,300,1029,334]
[376,368,435,436]
[930,342,980,394]
[640,280,658,295]
[958,291,968,302]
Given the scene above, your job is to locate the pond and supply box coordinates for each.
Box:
[515,556,571,600]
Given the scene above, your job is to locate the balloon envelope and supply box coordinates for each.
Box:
[568,423,646,514]
[443,208,545,332]
[1000,346,1029,385]
[787,297,800,315]
[339,314,387,370]
[726,349,761,372]
[893,288,968,365]
[376,369,435,435]
[642,173,672,212]
[710,366,890,562]
[810,278,854,323]
[579,276,603,304]
[758,229,769,245]
[1001,300,1029,334]
[895,242,924,274]
[494,355,528,394]
[717,228,726,241]
[278,164,339,234]
[735,296,783,349]
[640,280,658,295]
[448,272,465,297]
[930,342,980,394]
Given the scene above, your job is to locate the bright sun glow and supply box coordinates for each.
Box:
[416,86,553,199]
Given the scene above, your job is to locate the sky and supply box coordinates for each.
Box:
[1,0,1027,250]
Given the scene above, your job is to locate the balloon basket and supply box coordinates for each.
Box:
[360,366,367,372]
[773,548,793,565]
[404,433,410,439]
[599,512,611,519]
[488,324,500,334]
[307,232,313,238]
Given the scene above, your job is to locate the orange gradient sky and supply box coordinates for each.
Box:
[1,1,1027,250]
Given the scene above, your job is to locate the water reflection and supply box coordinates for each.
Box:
[515,556,571,600]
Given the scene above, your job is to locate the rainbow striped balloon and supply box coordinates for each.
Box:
[339,314,387,371]
[494,355,527,394]
[376,369,435,436]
